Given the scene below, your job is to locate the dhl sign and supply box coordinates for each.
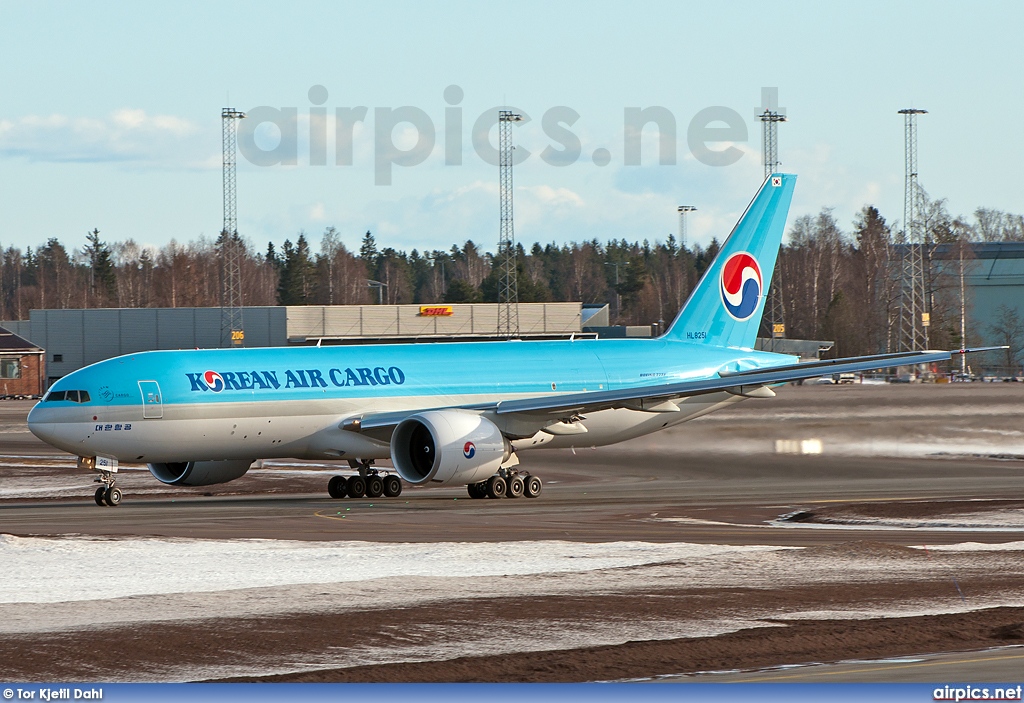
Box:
[419,305,454,317]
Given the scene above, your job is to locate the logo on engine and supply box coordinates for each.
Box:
[202,370,225,392]
[463,441,476,459]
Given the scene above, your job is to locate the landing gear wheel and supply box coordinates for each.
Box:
[328,475,348,499]
[383,475,402,497]
[347,475,366,498]
[524,475,543,498]
[486,475,507,499]
[103,486,122,507]
[94,486,107,506]
[366,476,384,498]
[507,475,524,498]
[467,482,486,499]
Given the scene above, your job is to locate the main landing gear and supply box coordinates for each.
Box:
[467,469,542,500]
[327,460,402,500]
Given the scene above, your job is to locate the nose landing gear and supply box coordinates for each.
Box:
[94,483,122,507]
[80,456,122,507]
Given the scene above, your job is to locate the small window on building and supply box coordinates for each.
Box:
[53,354,63,363]
[0,359,20,379]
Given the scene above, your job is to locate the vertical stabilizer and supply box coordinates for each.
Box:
[663,173,796,348]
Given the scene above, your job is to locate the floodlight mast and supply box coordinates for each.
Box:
[221,107,246,348]
[677,205,696,249]
[897,108,929,354]
[760,109,788,348]
[498,110,523,340]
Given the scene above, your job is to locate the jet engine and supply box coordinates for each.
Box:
[148,459,255,486]
[391,410,509,486]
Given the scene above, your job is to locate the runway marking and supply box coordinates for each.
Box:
[718,649,1024,682]
[650,516,1024,533]
[314,509,356,521]
[811,496,932,503]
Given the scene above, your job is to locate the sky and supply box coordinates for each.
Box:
[1,1,1022,258]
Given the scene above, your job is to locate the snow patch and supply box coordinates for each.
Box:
[0,535,782,604]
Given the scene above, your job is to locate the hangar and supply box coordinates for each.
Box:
[932,241,1024,349]
[2,302,596,383]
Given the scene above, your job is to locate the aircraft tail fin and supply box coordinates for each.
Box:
[663,173,796,348]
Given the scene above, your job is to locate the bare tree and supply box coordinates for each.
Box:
[989,304,1024,373]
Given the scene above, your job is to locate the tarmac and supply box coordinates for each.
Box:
[0,383,1022,682]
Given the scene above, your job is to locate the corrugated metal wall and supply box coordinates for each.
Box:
[8,307,287,379]
[0,304,583,380]
[0,320,31,339]
[285,303,583,340]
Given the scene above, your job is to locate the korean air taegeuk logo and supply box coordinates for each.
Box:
[720,252,762,321]
[202,371,225,392]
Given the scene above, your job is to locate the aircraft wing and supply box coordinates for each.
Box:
[349,347,1002,436]
[489,347,999,417]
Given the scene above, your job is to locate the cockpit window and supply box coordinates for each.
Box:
[44,390,90,403]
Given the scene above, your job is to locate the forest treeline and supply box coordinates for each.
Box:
[2,195,1023,358]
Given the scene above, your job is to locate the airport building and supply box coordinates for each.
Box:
[0,326,46,397]
[932,241,1024,345]
[2,302,603,384]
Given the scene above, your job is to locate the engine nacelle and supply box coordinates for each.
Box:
[391,410,509,486]
[148,459,255,486]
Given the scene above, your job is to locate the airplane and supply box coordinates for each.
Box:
[27,173,995,506]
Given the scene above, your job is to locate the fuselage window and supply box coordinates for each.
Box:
[46,390,66,401]
[79,391,90,402]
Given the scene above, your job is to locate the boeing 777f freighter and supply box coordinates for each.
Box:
[27,174,991,506]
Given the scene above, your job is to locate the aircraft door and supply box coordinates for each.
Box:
[139,380,163,419]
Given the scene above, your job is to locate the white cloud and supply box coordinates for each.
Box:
[519,184,584,208]
[0,109,204,165]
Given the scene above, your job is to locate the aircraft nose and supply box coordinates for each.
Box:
[27,402,55,444]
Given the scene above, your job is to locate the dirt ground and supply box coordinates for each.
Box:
[2,383,1024,682]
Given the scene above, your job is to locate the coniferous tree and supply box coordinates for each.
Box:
[85,229,116,305]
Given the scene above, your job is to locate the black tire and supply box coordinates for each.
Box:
[94,486,107,506]
[383,475,402,497]
[366,476,384,498]
[347,476,366,498]
[467,482,486,499]
[524,475,543,498]
[104,486,122,506]
[486,475,507,499]
[328,475,348,499]
[507,475,524,498]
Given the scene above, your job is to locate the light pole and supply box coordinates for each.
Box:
[605,261,628,322]
[677,206,696,249]
[367,279,388,305]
